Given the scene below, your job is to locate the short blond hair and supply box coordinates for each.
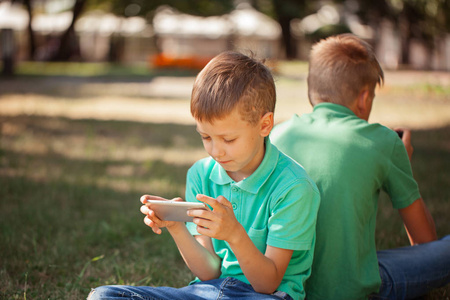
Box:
[191,51,276,125]
[307,34,384,106]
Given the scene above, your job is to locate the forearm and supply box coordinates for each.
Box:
[397,132,437,244]
[399,198,437,245]
[168,224,221,280]
[228,226,289,294]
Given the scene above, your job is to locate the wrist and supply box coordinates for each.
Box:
[226,223,246,246]
[167,222,187,234]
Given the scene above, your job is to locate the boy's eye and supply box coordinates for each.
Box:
[224,138,236,144]
[201,136,211,141]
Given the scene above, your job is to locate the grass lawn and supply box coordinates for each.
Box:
[0,61,449,299]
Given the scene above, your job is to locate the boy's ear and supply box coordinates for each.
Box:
[356,87,373,121]
[260,112,274,137]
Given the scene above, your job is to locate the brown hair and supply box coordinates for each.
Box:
[307,34,384,106]
[191,51,276,125]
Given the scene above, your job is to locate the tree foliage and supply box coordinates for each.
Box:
[10,0,450,64]
[271,0,311,59]
[86,0,235,18]
[339,0,450,65]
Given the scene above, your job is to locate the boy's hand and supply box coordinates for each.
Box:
[140,195,183,234]
[395,128,414,161]
[190,194,243,244]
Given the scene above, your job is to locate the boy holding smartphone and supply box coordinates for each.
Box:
[88,51,320,300]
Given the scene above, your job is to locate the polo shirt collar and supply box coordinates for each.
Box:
[209,137,278,194]
[313,102,356,117]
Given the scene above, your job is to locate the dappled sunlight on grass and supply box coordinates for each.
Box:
[1,115,207,198]
[0,95,195,124]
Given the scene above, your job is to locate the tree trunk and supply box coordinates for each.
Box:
[1,29,15,76]
[23,0,36,60]
[51,0,86,61]
[399,9,412,65]
[272,0,300,60]
[278,16,296,59]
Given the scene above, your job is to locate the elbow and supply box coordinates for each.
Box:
[252,282,279,295]
[414,233,437,245]
[196,269,221,282]
[253,287,275,295]
[422,231,438,243]
[408,228,438,245]
[197,274,217,282]
[250,262,285,294]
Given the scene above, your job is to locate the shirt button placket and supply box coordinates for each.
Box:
[231,186,239,216]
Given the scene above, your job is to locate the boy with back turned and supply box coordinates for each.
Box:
[88,51,320,300]
[271,34,450,299]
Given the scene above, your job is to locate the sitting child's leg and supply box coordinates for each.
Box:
[374,235,450,300]
[87,285,190,300]
[87,277,294,300]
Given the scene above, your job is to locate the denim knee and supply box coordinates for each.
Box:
[87,285,117,300]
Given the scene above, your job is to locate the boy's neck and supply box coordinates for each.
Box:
[314,99,371,121]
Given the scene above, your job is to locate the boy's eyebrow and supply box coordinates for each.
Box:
[196,127,213,136]
[196,127,237,137]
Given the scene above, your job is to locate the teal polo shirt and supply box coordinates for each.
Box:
[185,138,320,299]
[271,103,420,300]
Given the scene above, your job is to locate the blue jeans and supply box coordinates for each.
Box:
[87,277,293,300]
[371,235,450,300]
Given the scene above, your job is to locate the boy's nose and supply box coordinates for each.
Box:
[211,143,225,159]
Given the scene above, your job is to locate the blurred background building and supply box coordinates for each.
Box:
[0,0,449,71]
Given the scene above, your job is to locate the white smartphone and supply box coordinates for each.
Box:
[145,200,209,222]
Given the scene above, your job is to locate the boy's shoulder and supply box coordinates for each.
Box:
[273,145,307,175]
[269,141,319,193]
[188,156,215,175]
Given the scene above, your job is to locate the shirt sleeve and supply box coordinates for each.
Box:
[383,137,421,209]
[267,178,320,251]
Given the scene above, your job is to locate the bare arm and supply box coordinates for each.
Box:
[396,128,437,245]
[227,225,293,294]
[168,225,222,280]
[399,198,437,245]
[395,129,437,244]
[191,194,293,294]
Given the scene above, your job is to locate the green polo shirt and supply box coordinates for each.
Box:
[271,103,420,300]
[185,138,320,299]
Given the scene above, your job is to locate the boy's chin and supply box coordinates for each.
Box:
[219,164,234,171]
[219,163,238,173]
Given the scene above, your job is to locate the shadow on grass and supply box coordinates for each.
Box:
[0,114,449,299]
[0,63,200,100]
[1,115,202,148]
